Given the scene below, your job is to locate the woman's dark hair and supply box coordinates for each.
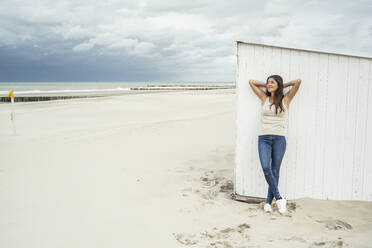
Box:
[266,75,285,115]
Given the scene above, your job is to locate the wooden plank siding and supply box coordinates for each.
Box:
[235,41,372,202]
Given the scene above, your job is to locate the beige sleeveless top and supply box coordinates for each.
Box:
[258,96,289,137]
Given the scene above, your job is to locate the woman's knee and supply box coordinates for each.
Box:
[261,166,272,175]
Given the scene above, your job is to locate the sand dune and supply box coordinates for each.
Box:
[0,89,371,248]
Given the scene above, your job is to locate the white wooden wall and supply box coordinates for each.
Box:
[234,41,372,202]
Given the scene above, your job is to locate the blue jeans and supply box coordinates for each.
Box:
[258,134,286,204]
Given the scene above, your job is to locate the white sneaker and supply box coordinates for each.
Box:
[276,198,287,213]
[264,203,273,212]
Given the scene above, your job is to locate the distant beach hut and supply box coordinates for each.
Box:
[234,41,372,202]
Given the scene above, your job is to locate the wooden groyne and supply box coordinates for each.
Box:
[0,85,235,103]
[0,95,106,103]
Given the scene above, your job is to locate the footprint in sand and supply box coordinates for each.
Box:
[174,223,251,247]
[311,238,348,247]
[191,169,234,201]
[282,236,307,243]
[315,219,352,230]
[174,233,198,245]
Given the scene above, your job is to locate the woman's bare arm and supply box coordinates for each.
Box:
[249,80,267,103]
[283,79,301,104]
[283,79,300,88]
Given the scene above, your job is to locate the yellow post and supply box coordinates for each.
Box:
[8,89,16,135]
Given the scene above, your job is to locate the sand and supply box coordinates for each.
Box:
[0,89,371,248]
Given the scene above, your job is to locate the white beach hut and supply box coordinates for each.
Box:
[234,41,372,202]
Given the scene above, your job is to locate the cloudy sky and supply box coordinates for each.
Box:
[0,0,371,82]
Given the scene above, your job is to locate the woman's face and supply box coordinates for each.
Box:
[266,78,278,93]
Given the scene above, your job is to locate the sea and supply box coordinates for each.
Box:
[0,82,235,97]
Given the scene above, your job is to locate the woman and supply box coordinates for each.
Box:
[249,75,301,213]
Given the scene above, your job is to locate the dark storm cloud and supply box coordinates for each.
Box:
[0,0,371,82]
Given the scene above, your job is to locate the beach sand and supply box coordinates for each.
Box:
[0,89,371,248]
